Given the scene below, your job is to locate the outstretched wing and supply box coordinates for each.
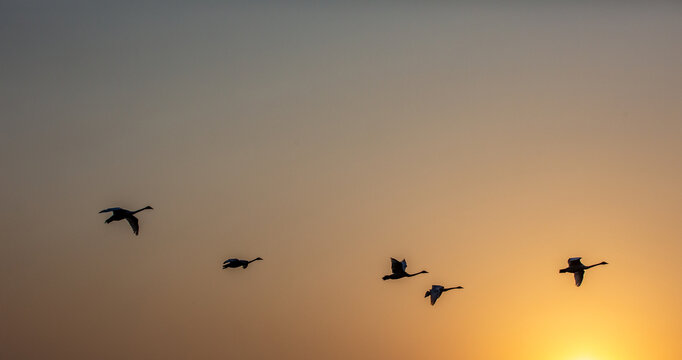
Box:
[401,259,407,272]
[568,257,583,267]
[574,270,584,287]
[430,286,444,305]
[126,215,139,235]
[99,207,122,213]
[390,258,403,274]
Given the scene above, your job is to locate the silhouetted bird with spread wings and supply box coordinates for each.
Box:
[424,285,463,305]
[382,258,428,280]
[559,257,608,287]
[99,206,153,235]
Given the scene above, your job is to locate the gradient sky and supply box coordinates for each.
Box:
[2,2,682,360]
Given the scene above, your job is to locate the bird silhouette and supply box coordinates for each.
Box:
[424,285,463,305]
[382,258,428,280]
[222,257,263,269]
[559,257,608,286]
[99,206,153,235]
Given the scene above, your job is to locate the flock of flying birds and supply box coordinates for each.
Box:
[99,205,610,306]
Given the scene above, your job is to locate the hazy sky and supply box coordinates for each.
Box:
[2,2,682,360]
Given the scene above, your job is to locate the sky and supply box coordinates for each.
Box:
[1,1,682,359]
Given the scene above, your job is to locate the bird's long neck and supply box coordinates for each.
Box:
[585,262,607,269]
[407,270,427,277]
[443,286,463,292]
[248,258,262,263]
[132,206,152,214]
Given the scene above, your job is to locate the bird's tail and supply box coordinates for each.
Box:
[424,290,431,298]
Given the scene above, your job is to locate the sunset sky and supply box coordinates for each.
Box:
[2,2,682,359]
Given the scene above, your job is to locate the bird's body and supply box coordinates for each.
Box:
[424,285,463,305]
[222,257,263,269]
[382,258,428,280]
[99,206,153,235]
[559,257,608,286]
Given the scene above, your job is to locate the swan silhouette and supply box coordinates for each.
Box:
[99,206,153,235]
[424,285,463,305]
[559,257,608,287]
[382,258,428,280]
[222,257,263,269]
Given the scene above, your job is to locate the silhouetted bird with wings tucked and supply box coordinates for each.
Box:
[99,206,153,235]
[222,257,263,269]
